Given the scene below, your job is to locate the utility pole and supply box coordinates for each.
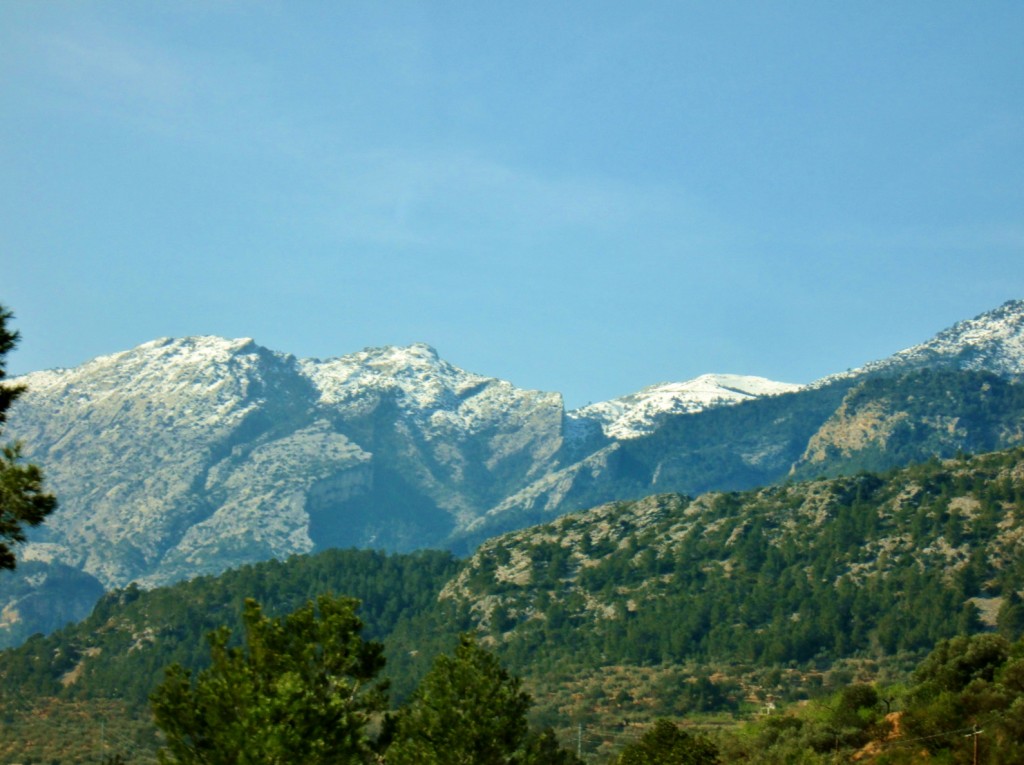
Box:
[964,725,983,765]
[577,722,583,760]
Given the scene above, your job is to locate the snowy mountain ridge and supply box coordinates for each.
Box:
[8,335,575,590]
[299,342,558,437]
[3,298,1024,648]
[813,299,1024,386]
[18,337,797,449]
[568,374,803,439]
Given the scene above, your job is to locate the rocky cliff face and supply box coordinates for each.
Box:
[11,336,322,588]
[8,338,572,590]
[789,369,1024,480]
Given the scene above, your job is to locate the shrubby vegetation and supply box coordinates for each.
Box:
[718,633,1024,764]
[149,604,1024,765]
[150,594,578,764]
[615,719,720,764]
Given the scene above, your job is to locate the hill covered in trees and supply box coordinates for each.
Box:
[446,446,1024,670]
[2,446,1024,761]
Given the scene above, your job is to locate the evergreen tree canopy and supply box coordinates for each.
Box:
[0,304,56,570]
[885,634,1024,763]
[150,594,387,765]
[614,719,720,765]
[386,633,580,765]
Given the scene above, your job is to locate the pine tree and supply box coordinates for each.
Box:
[614,719,720,765]
[998,589,1024,641]
[150,594,387,764]
[386,633,580,764]
[0,304,57,570]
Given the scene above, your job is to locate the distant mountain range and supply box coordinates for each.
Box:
[1,299,1023,646]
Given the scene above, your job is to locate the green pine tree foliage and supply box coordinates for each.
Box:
[0,547,461,708]
[0,304,57,570]
[874,634,1024,763]
[614,719,720,765]
[998,590,1024,641]
[385,633,580,764]
[150,594,387,765]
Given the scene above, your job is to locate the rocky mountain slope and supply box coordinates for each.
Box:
[2,299,1024,647]
[7,339,571,591]
[463,301,1024,542]
[444,446,1024,667]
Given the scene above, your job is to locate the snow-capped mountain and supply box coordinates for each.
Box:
[9,340,797,589]
[815,298,1024,386]
[569,374,803,439]
[11,337,332,587]
[3,298,1024,648]
[7,337,567,590]
[301,342,561,439]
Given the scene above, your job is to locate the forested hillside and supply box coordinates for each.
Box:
[0,548,460,706]
[2,447,1024,761]
[446,447,1024,674]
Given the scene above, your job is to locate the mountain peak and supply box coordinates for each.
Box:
[12,335,285,399]
[569,373,801,439]
[359,341,442,367]
[140,335,258,353]
[815,299,1024,386]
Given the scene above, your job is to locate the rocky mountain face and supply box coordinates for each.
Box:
[2,299,1024,647]
[464,301,1024,542]
[0,561,104,649]
[7,339,573,592]
[789,369,1024,480]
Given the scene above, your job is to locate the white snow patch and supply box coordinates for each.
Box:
[568,374,802,439]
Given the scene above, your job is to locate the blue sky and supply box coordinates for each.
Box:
[2,2,1022,407]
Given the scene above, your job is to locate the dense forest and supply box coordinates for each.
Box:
[0,548,461,706]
